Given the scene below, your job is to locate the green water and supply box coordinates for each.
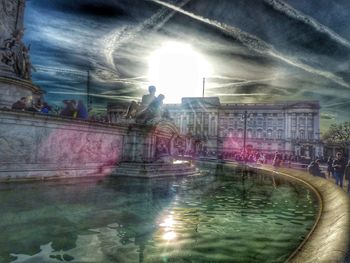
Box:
[0,164,319,263]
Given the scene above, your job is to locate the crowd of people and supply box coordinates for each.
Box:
[11,97,51,114]
[201,149,303,166]
[198,148,350,194]
[60,99,88,119]
[320,152,350,193]
[11,97,90,120]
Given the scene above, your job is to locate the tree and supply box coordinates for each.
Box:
[322,122,350,150]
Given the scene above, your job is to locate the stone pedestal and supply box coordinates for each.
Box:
[114,120,200,178]
[0,76,42,108]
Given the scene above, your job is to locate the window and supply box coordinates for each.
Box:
[267,129,273,139]
[277,130,283,139]
[238,129,243,138]
[257,129,262,139]
[278,118,283,127]
[229,118,234,126]
[247,129,252,138]
[307,117,313,128]
[267,118,273,127]
[291,131,296,139]
[308,131,313,140]
[210,117,216,136]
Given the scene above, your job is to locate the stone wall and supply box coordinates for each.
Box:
[0,109,128,180]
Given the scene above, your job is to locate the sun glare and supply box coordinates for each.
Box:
[148,42,212,103]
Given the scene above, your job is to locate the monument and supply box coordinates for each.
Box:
[0,0,42,108]
[113,91,199,178]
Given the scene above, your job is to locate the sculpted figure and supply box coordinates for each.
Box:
[125,85,157,119]
[140,85,156,110]
[135,94,165,124]
[0,29,33,80]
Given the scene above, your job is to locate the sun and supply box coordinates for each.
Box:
[148,42,212,103]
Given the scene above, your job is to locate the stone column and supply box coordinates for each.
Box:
[0,0,42,108]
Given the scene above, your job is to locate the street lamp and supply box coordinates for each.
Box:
[241,110,252,160]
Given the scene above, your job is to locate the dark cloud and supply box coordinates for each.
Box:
[77,3,127,18]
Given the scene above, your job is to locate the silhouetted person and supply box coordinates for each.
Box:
[11,97,26,111]
[76,100,88,119]
[40,102,51,114]
[60,100,76,117]
[332,152,346,188]
[141,85,156,110]
[345,160,350,194]
[327,156,334,179]
[307,159,325,178]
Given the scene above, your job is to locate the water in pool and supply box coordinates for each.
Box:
[0,164,319,263]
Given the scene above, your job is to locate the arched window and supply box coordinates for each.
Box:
[238,129,243,138]
[267,129,273,139]
[257,129,262,138]
[277,130,283,139]
[247,129,252,138]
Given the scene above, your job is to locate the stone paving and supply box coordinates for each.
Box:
[254,165,350,263]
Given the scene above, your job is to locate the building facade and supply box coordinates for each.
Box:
[108,97,324,158]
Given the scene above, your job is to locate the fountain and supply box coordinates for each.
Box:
[113,91,199,178]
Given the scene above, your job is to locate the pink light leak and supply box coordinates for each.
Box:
[37,124,123,176]
[223,137,240,151]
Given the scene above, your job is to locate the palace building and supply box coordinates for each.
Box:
[108,97,324,158]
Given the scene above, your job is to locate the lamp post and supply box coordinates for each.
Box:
[241,110,251,161]
[202,77,205,97]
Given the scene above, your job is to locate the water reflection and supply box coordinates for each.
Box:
[0,164,318,263]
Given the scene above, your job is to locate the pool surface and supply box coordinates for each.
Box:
[0,164,319,263]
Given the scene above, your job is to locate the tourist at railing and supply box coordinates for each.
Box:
[26,98,43,112]
[60,100,77,117]
[332,152,347,188]
[40,102,52,114]
[76,100,88,120]
[11,97,26,111]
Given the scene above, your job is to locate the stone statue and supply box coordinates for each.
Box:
[135,94,165,124]
[155,138,173,163]
[125,85,156,119]
[0,29,33,80]
[140,85,156,110]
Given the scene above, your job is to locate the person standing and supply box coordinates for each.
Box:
[332,152,347,188]
[345,160,350,194]
[307,159,325,178]
[76,100,88,119]
[326,156,333,179]
[11,97,27,111]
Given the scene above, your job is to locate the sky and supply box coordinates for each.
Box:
[23,0,350,130]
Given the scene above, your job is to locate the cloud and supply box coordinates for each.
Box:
[264,0,350,49]
[150,0,350,89]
